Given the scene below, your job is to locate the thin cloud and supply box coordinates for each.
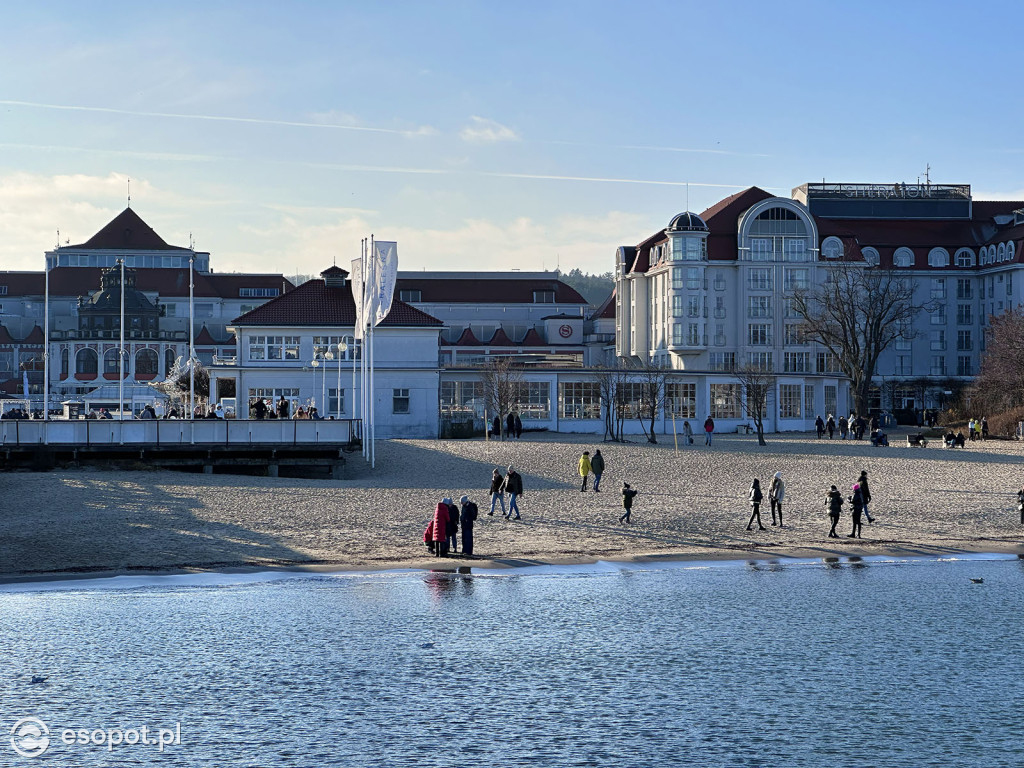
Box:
[0,100,434,137]
[459,116,519,143]
[546,139,771,158]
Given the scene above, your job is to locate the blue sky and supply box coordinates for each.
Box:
[1,1,1022,276]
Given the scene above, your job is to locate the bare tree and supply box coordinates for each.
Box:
[794,261,930,415]
[972,306,1024,413]
[628,358,668,444]
[480,357,524,440]
[152,356,210,405]
[595,361,629,441]
[733,363,774,446]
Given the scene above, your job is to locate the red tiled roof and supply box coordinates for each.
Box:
[454,328,481,346]
[701,187,775,261]
[488,328,514,345]
[22,326,44,344]
[520,328,547,346]
[0,268,293,299]
[231,279,442,328]
[395,276,586,305]
[194,326,218,345]
[66,208,188,251]
[591,289,616,320]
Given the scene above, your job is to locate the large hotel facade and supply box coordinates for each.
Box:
[5,182,1023,437]
[616,182,1024,428]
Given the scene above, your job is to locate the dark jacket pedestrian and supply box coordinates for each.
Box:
[826,486,843,538]
[982,418,989,440]
[620,482,638,524]
[460,495,479,555]
[503,465,523,520]
[443,497,459,554]
[1018,485,1024,525]
[514,414,523,439]
[488,468,506,516]
[826,414,836,439]
[590,450,605,492]
[506,413,516,439]
[838,415,848,439]
[492,414,501,438]
[277,396,290,419]
[746,478,765,531]
[815,415,825,439]
[768,472,785,526]
[857,470,874,522]
[704,416,715,445]
[848,484,864,538]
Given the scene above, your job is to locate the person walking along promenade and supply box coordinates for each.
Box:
[590,450,605,492]
[489,468,506,516]
[503,465,523,520]
[704,416,715,446]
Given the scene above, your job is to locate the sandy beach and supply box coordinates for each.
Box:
[2,429,1023,582]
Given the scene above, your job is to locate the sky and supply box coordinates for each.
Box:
[1,0,1023,277]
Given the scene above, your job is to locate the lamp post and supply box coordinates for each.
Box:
[324,340,348,419]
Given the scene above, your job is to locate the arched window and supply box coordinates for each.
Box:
[821,236,844,259]
[861,247,880,267]
[75,348,98,375]
[928,247,949,268]
[955,248,975,267]
[136,348,158,375]
[165,348,176,375]
[893,247,915,268]
[1008,242,1016,261]
[998,243,1007,262]
[103,348,121,375]
[60,348,69,376]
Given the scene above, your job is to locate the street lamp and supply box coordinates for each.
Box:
[323,340,348,419]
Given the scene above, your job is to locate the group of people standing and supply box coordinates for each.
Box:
[747,469,875,538]
[491,413,523,439]
[424,496,479,557]
[813,413,874,441]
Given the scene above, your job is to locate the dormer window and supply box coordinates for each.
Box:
[399,289,422,302]
[533,290,556,304]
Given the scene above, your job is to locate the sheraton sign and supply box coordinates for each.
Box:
[800,182,971,201]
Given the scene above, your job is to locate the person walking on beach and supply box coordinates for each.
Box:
[620,482,638,524]
[768,471,785,526]
[746,478,765,531]
[460,495,478,556]
[815,415,825,439]
[492,414,501,439]
[826,485,843,537]
[578,451,592,492]
[826,414,836,439]
[489,468,506,516]
[838,415,848,440]
[683,420,694,445]
[857,470,875,523]
[704,416,715,446]
[982,417,989,441]
[503,465,523,520]
[514,413,523,439]
[590,449,605,492]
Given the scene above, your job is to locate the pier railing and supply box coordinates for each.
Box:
[0,419,362,447]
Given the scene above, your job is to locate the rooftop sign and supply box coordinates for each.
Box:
[793,183,972,220]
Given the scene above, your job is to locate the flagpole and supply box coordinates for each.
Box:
[43,258,49,429]
[362,238,369,462]
[189,248,195,422]
[370,234,376,470]
[119,258,125,441]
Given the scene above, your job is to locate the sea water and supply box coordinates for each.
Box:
[3,556,1024,767]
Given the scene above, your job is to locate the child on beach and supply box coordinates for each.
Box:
[620,482,637,524]
[746,478,765,531]
[826,485,843,538]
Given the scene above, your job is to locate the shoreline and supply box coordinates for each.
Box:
[3,540,1022,589]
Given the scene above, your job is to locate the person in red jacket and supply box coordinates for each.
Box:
[431,501,450,556]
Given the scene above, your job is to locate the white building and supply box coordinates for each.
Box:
[616,182,1024,428]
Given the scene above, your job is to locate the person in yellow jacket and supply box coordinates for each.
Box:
[578,451,592,492]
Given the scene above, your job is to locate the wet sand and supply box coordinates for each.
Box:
[2,430,1022,582]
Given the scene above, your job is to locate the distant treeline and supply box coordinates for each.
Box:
[557,268,614,306]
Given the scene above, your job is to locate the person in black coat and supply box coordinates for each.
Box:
[857,470,875,523]
[826,485,843,538]
[746,478,765,531]
[460,495,479,556]
[826,414,836,439]
[620,482,638,524]
[848,484,864,538]
[443,497,459,554]
[492,414,502,439]
[815,415,825,439]
[514,413,523,439]
[506,412,516,439]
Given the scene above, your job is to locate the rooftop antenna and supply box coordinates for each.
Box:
[924,164,931,187]
[127,176,131,208]
[56,229,60,249]
[686,182,690,211]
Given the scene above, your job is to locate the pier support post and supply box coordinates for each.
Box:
[267,463,279,477]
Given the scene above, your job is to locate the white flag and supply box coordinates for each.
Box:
[350,257,364,340]
[372,240,398,326]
